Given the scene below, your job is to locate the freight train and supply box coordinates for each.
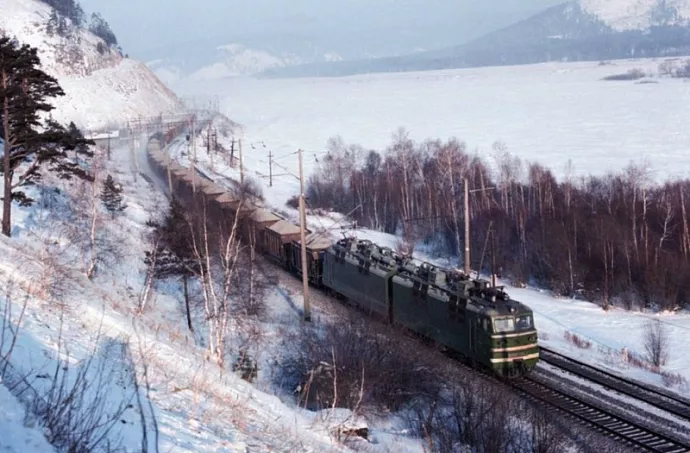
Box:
[145,136,539,378]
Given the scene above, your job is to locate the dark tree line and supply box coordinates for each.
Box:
[306,130,690,311]
[42,0,85,28]
[88,13,119,49]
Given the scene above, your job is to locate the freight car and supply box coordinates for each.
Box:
[145,136,539,378]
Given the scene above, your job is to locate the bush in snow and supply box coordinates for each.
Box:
[277,316,441,415]
[643,319,669,368]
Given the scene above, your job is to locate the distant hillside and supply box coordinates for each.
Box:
[259,0,690,78]
[0,0,180,129]
[146,42,319,84]
[144,37,349,85]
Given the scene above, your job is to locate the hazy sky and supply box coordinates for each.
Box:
[79,0,565,57]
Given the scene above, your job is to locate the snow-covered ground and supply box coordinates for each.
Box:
[0,377,56,453]
[170,57,690,183]
[1,138,389,453]
[166,57,690,399]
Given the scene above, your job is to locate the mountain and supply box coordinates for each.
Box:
[144,37,347,84]
[0,0,180,130]
[146,42,317,84]
[258,0,690,78]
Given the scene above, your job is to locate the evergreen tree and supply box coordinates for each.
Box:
[144,199,200,332]
[100,174,126,218]
[89,13,118,48]
[46,9,58,36]
[0,37,94,236]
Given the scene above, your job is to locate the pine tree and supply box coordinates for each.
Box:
[0,37,94,236]
[46,9,58,36]
[100,174,126,218]
[144,199,200,331]
[89,13,118,48]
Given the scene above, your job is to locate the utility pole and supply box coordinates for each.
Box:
[490,225,497,288]
[130,130,138,182]
[230,138,235,167]
[191,116,197,194]
[268,150,273,187]
[464,177,470,275]
[239,139,244,187]
[165,139,173,195]
[298,148,311,322]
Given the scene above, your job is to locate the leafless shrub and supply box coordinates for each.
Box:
[525,405,571,453]
[659,58,690,78]
[564,331,592,349]
[602,68,646,81]
[67,173,123,280]
[661,370,687,388]
[19,186,81,301]
[643,319,669,368]
[277,317,441,415]
[130,320,160,453]
[0,282,28,379]
[395,237,415,257]
[612,288,645,311]
[404,375,572,453]
[31,335,135,453]
[286,195,299,209]
[236,176,264,204]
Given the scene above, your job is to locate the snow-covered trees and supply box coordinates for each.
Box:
[0,37,93,237]
[40,0,85,28]
[100,174,126,218]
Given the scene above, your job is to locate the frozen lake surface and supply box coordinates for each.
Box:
[172,58,690,183]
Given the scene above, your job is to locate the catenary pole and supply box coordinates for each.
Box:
[298,149,311,322]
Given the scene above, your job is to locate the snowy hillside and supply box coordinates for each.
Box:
[0,138,364,453]
[261,0,690,78]
[581,0,690,30]
[0,0,180,130]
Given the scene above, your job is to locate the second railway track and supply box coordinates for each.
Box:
[539,347,690,422]
[512,374,690,453]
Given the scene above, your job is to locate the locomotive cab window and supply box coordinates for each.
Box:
[493,317,515,333]
[482,318,490,332]
[516,315,532,330]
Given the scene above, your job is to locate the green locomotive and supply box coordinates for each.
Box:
[321,237,539,377]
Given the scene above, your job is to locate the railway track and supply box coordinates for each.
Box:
[511,375,690,453]
[539,347,690,422]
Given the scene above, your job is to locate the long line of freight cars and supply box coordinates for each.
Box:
[145,135,539,377]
